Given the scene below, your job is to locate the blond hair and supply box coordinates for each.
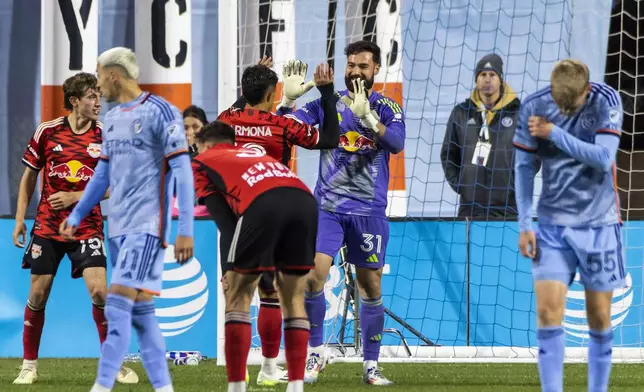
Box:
[98,47,140,80]
[550,59,590,114]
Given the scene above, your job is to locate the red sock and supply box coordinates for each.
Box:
[258,298,282,359]
[92,304,108,345]
[23,304,45,361]
[284,318,310,381]
[225,312,252,383]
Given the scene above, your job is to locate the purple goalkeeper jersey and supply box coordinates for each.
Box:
[280,90,405,216]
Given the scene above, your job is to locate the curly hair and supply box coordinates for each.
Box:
[62,72,98,111]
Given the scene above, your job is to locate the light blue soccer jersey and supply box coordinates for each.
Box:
[514,82,623,229]
[101,92,188,242]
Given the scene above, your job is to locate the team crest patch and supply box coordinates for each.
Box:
[31,244,42,259]
[131,119,143,134]
[501,116,513,127]
[87,143,101,158]
[581,114,596,130]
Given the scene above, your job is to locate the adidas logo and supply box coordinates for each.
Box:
[484,62,492,68]
[366,254,379,263]
[24,321,33,327]
[91,249,101,257]
[121,271,132,279]
[467,118,476,125]
[107,125,114,132]
[53,144,63,152]
[609,275,617,282]
[109,329,120,337]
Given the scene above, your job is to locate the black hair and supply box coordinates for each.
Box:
[241,65,279,106]
[195,120,235,145]
[183,105,208,124]
[344,40,381,65]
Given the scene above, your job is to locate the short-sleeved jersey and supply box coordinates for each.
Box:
[282,90,406,216]
[192,144,311,217]
[217,107,320,166]
[22,116,104,241]
[513,82,623,227]
[101,92,188,242]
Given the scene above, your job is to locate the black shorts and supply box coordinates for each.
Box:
[224,187,318,276]
[22,235,107,279]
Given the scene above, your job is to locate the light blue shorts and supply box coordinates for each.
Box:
[533,223,626,292]
[108,234,165,295]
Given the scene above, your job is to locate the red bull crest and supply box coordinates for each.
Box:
[339,131,377,152]
[31,244,42,259]
[87,143,101,158]
[48,160,94,183]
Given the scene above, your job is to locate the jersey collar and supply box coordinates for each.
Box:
[119,92,150,110]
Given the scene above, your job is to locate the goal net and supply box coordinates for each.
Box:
[216,0,644,364]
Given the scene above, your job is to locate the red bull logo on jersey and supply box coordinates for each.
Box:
[87,143,101,158]
[49,160,94,183]
[339,131,377,153]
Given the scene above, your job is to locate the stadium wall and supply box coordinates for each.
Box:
[0,0,613,217]
[0,218,639,358]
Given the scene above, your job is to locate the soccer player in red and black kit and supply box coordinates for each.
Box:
[192,121,317,392]
[12,73,137,385]
[217,60,339,385]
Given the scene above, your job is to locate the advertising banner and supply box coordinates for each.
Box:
[0,219,641,358]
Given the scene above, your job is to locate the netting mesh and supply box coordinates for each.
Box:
[224,0,644,363]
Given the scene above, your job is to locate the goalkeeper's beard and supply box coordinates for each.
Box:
[345,75,374,93]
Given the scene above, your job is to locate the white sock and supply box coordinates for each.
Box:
[155,385,174,392]
[364,360,378,371]
[286,380,304,392]
[90,383,111,392]
[227,381,246,392]
[22,359,37,369]
[261,356,277,375]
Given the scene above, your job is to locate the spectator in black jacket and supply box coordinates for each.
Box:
[440,54,521,219]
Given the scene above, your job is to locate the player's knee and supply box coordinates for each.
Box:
[536,301,565,327]
[585,293,613,330]
[308,255,332,292]
[356,268,382,299]
[89,285,107,305]
[226,285,254,311]
[27,290,47,310]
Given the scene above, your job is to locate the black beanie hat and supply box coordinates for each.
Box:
[183,105,208,125]
[475,53,504,81]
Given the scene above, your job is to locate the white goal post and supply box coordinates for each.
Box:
[215,0,644,365]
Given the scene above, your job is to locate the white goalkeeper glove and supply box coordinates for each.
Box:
[280,60,316,108]
[340,78,380,133]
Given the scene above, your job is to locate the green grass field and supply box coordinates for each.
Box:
[1,359,644,391]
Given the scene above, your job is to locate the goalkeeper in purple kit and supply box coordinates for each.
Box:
[514,59,624,392]
[279,40,405,385]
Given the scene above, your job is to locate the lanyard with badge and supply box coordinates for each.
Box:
[472,102,492,166]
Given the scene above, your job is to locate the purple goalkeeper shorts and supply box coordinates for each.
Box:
[316,209,389,269]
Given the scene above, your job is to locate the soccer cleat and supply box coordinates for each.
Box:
[257,366,288,386]
[13,366,38,384]
[363,366,393,386]
[116,366,139,384]
[303,351,326,384]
